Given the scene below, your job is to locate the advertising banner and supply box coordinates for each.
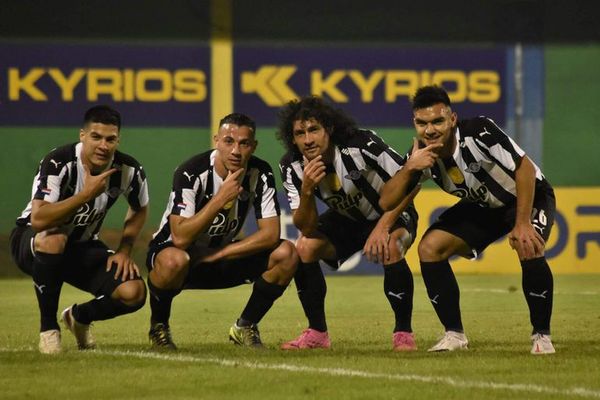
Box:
[235,45,506,127]
[0,43,210,126]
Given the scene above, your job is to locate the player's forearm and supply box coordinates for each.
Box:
[379,167,414,211]
[30,193,92,232]
[514,156,537,226]
[170,199,223,249]
[116,206,148,255]
[217,221,280,260]
[293,194,319,236]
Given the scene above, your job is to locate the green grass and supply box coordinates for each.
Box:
[1,275,599,399]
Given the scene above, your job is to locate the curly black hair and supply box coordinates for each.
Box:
[276,96,357,156]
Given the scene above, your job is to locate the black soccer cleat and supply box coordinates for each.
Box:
[149,323,177,350]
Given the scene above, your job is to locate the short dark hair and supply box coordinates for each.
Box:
[83,105,121,130]
[276,95,357,156]
[411,85,452,110]
[219,113,256,135]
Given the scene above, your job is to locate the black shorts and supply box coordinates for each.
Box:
[10,225,142,297]
[146,241,276,290]
[427,184,556,259]
[316,206,418,269]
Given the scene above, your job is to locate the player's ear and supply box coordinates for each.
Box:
[79,129,85,142]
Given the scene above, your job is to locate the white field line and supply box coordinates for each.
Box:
[2,347,599,398]
[463,288,598,295]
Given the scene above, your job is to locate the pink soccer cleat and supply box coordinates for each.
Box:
[281,328,331,350]
[393,331,417,352]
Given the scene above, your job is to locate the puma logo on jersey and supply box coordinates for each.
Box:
[50,159,61,168]
[183,171,194,181]
[479,127,492,136]
[366,138,376,147]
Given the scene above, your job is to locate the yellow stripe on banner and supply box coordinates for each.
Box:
[210,0,233,145]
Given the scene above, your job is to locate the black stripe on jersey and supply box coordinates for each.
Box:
[459,144,515,206]
[339,150,384,216]
[238,174,252,224]
[107,170,122,210]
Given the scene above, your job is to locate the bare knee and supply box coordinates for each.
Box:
[112,280,146,306]
[295,236,324,262]
[418,236,447,262]
[269,240,298,277]
[34,232,68,254]
[153,249,189,278]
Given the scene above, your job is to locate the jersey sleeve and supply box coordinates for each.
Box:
[33,151,69,203]
[254,165,280,220]
[125,164,149,209]
[279,159,302,211]
[473,117,525,172]
[169,165,199,218]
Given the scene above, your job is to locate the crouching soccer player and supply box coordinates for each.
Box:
[277,96,419,351]
[380,86,556,354]
[146,113,298,349]
[10,105,148,354]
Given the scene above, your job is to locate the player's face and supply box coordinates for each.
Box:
[214,123,257,173]
[292,118,331,161]
[413,103,457,155]
[79,122,120,172]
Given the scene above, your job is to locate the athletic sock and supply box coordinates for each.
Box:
[420,260,463,332]
[32,252,64,332]
[521,257,553,335]
[72,295,145,324]
[383,259,414,332]
[147,278,181,326]
[294,261,327,332]
[238,277,287,326]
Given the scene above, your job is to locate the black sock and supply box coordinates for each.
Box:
[294,261,327,332]
[148,278,181,326]
[32,252,64,332]
[73,296,145,325]
[521,257,553,335]
[420,260,463,332]
[238,277,287,326]
[384,259,414,333]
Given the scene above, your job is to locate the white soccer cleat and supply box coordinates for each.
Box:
[39,329,62,354]
[61,305,96,350]
[530,333,555,355]
[428,330,469,352]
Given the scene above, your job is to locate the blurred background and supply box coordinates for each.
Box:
[1,0,598,276]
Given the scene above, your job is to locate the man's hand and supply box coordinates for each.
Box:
[404,138,443,172]
[107,252,141,281]
[363,224,391,264]
[214,168,244,207]
[81,164,118,201]
[301,155,326,195]
[508,222,546,260]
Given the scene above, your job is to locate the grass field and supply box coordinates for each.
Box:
[1,275,599,399]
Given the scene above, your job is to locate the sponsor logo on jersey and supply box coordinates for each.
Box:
[67,203,105,226]
[324,192,363,211]
[207,212,239,237]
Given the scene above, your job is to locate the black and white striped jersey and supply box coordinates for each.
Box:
[280,129,412,222]
[150,150,280,249]
[16,142,149,242]
[413,116,551,208]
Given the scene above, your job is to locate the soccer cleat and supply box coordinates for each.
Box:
[61,305,96,350]
[39,329,62,354]
[281,328,331,350]
[393,331,417,352]
[427,331,469,352]
[149,323,177,350]
[229,323,264,348]
[530,333,555,355]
